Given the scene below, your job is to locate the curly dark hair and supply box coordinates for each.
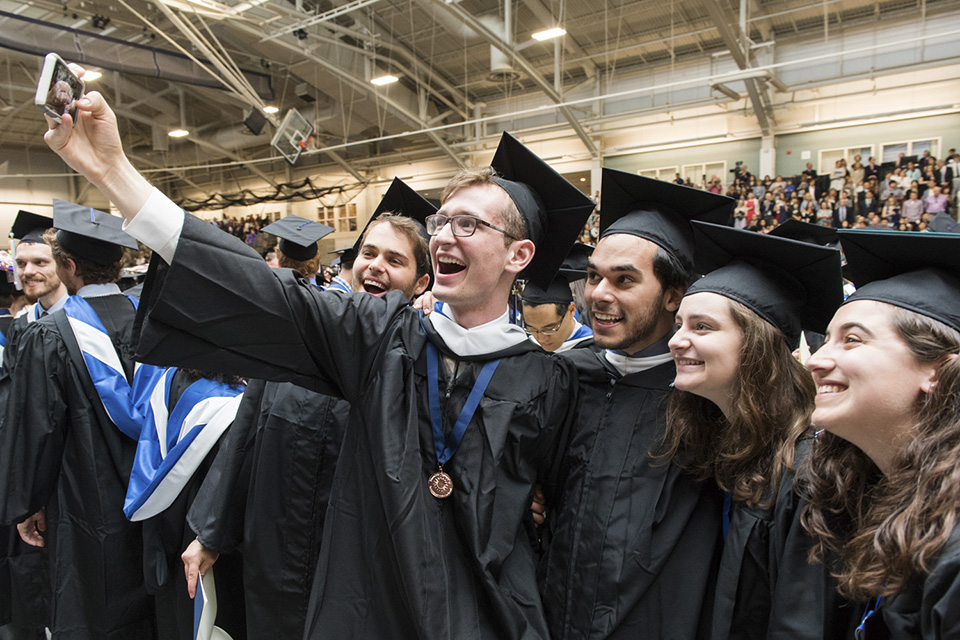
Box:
[799,307,960,601]
[45,228,121,284]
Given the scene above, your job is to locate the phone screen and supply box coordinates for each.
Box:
[44,58,84,120]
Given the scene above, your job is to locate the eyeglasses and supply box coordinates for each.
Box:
[425,214,517,240]
[524,319,565,336]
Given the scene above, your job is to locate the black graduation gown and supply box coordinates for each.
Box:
[187,378,350,640]
[141,369,246,640]
[710,437,856,640]
[0,295,155,640]
[132,213,579,639]
[0,314,49,634]
[856,529,960,639]
[540,346,724,640]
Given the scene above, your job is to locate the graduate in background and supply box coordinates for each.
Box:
[1,211,68,370]
[0,200,156,639]
[183,178,434,640]
[538,170,731,640]
[802,231,960,639]
[261,215,334,288]
[520,243,594,353]
[324,246,355,292]
[42,81,594,639]
[665,222,855,639]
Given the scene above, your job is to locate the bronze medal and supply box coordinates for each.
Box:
[428,469,453,499]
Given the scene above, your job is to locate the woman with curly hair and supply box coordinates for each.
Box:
[801,231,960,638]
[665,221,855,639]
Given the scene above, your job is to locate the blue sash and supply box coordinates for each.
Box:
[124,368,244,521]
[61,295,166,440]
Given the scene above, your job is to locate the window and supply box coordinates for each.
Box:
[319,204,358,233]
[818,145,874,173]
[682,161,727,186]
[879,138,941,164]
[636,166,679,181]
[318,206,336,227]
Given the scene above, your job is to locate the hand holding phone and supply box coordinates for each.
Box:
[35,53,85,123]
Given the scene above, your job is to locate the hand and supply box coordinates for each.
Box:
[530,484,547,527]
[17,510,46,547]
[42,65,152,217]
[182,538,220,599]
[413,290,438,314]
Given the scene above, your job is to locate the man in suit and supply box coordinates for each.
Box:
[833,195,855,228]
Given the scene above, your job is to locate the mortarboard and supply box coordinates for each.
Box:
[686,221,843,347]
[599,169,734,272]
[928,213,960,234]
[557,242,594,281]
[769,219,839,247]
[523,242,594,306]
[261,215,335,261]
[839,230,960,333]
[10,210,54,245]
[52,199,138,266]
[352,177,437,252]
[488,132,595,288]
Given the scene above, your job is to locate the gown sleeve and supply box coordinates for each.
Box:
[922,534,960,639]
[134,212,412,401]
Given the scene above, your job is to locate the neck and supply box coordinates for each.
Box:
[39,285,67,311]
[448,302,509,329]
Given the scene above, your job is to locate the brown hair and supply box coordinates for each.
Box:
[360,214,432,282]
[800,307,960,601]
[664,298,811,509]
[277,248,323,281]
[441,166,527,245]
[45,228,122,285]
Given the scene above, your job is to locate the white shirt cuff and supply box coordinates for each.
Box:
[122,187,184,264]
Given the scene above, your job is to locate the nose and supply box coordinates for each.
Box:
[432,217,457,244]
[668,327,688,352]
[588,277,614,304]
[804,344,834,375]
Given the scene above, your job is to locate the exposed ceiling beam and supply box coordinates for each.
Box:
[699,0,774,134]
[428,0,599,157]
[521,0,598,80]
[229,21,466,168]
[325,148,366,182]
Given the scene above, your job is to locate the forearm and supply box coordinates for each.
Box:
[92,155,155,221]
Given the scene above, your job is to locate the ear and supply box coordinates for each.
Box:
[504,238,535,275]
[566,302,576,317]
[921,353,959,393]
[662,286,685,313]
[412,273,431,297]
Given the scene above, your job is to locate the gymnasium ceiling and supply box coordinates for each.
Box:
[0,0,956,196]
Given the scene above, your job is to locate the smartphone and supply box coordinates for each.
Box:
[35,53,85,123]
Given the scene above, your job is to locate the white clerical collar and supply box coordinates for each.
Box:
[77,283,122,298]
[603,335,674,376]
[426,302,536,357]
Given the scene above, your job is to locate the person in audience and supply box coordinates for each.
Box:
[924,185,949,215]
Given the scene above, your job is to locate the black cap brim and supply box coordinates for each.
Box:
[600,169,735,271]
[521,277,575,306]
[489,132,595,288]
[839,229,960,332]
[687,222,843,345]
[10,210,54,244]
[53,199,138,266]
[557,242,593,281]
[262,215,334,261]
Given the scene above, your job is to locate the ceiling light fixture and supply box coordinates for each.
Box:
[83,70,103,82]
[370,75,399,86]
[532,27,566,41]
[263,105,279,114]
[168,128,189,138]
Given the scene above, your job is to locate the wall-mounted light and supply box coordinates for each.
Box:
[370,75,399,86]
[532,27,566,41]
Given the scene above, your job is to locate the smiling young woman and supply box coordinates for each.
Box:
[800,231,960,639]
[663,221,854,639]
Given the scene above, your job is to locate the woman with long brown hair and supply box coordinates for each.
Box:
[665,221,854,639]
[801,230,960,638]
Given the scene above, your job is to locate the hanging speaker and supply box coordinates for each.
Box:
[243,108,267,136]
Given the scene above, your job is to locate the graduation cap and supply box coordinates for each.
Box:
[52,199,138,266]
[489,132,595,288]
[685,221,844,347]
[557,242,593,280]
[769,219,838,247]
[839,230,960,332]
[261,215,334,261]
[928,213,960,234]
[351,177,437,253]
[599,169,735,272]
[10,210,53,245]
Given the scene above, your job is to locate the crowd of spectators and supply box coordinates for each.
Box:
[579,146,959,243]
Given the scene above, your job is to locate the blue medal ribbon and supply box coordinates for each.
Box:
[425,341,499,469]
